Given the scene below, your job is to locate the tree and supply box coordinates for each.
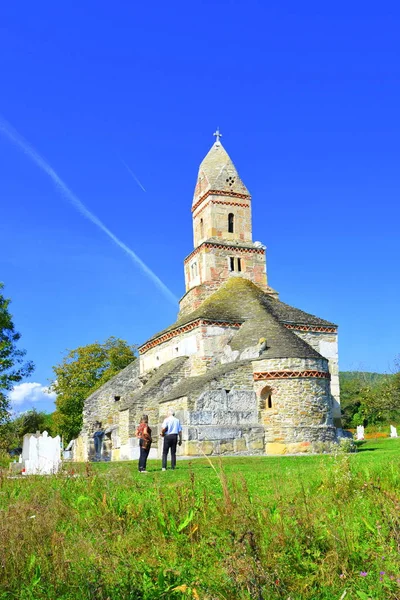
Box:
[340,370,400,428]
[0,409,54,452]
[0,283,34,424]
[51,337,136,442]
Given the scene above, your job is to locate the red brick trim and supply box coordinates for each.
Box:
[283,324,337,333]
[184,242,265,264]
[139,319,242,353]
[254,370,330,381]
[192,189,250,213]
[193,198,250,218]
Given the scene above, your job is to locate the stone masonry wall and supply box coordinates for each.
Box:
[252,356,335,454]
[140,324,238,375]
[183,244,268,295]
[192,194,252,248]
[290,330,341,425]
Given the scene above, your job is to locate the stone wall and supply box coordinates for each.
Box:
[192,194,252,248]
[140,323,238,375]
[81,360,141,436]
[252,356,335,454]
[290,330,341,425]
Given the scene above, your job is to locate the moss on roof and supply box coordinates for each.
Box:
[143,278,332,360]
[160,359,252,405]
[119,356,189,411]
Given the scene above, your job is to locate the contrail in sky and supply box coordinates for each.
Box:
[121,159,147,192]
[0,116,178,306]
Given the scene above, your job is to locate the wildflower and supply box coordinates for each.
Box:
[380,571,385,575]
[339,574,345,579]
[360,571,368,577]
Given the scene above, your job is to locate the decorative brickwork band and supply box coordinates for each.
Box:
[253,370,331,381]
[193,198,250,218]
[192,189,250,213]
[283,324,337,333]
[184,242,265,264]
[139,319,242,354]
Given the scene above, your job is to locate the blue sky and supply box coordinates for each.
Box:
[1,1,399,414]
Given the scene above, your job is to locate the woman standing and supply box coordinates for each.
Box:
[136,414,152,473]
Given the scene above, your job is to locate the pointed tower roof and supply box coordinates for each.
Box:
[193,132,250,206]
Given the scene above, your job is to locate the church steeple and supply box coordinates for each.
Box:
[179,132,275,317]
[193,134,250,210]
[192,133,252,248]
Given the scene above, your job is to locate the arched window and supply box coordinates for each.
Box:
[260,385,273,409]
[200,218,204,238]
[228,213,234,233]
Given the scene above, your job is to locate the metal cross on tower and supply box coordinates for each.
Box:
[213,127,222,143]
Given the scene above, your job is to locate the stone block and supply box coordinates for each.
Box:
[210,411,238,425]
[247,438,264,451]
[111,448,120,461]
[198,427,240,441]
[227,390,257,411]
[234,438,247,452]
[188,411,213,425]
[196,390,227,411]
[219,441,234,454]
[198,441,215,455]
[186,427,198,441]
[266,442,287,455]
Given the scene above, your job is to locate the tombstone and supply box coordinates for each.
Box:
[390,425,398,438]
[21,431,61,475]
[63,439,75,460]
[356,425,365,441]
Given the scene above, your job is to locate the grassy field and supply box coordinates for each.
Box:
[1,439,400,600]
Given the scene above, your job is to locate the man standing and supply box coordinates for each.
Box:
[161,408,182,471]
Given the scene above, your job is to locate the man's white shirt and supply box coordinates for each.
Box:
[162,415,182,435]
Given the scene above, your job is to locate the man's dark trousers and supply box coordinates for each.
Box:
[139,439,151,471]
[162,434,178,469]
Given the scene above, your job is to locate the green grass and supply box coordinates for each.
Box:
[1,438,400,600]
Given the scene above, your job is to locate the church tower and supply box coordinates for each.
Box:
[179,130,277,316]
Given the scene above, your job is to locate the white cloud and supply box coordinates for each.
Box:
[8,382,57,406]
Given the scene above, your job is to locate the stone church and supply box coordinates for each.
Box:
[74,132,341,461]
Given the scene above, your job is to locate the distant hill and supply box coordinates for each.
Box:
[340,371,393,383]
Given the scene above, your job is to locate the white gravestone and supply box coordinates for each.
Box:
[22,431,61,475]
[390,425,398,438]
[356,425,365,441]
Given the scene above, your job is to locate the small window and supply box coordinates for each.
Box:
[229,257,235,271]
[114,396,120,402]
[237,258,242,272]
[228,213,234,233]
[200,218,204,238]
[260,385,273,409]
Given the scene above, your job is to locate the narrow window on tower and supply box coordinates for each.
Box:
[228,213,234,233]
[200,218,204,238]
[237,258,242,272]
[229,257,235,271]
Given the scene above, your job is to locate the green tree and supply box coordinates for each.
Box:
[0,409,54,452]
[52,337,136,442]
[340,370,400,427]
[0,282,34,424]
